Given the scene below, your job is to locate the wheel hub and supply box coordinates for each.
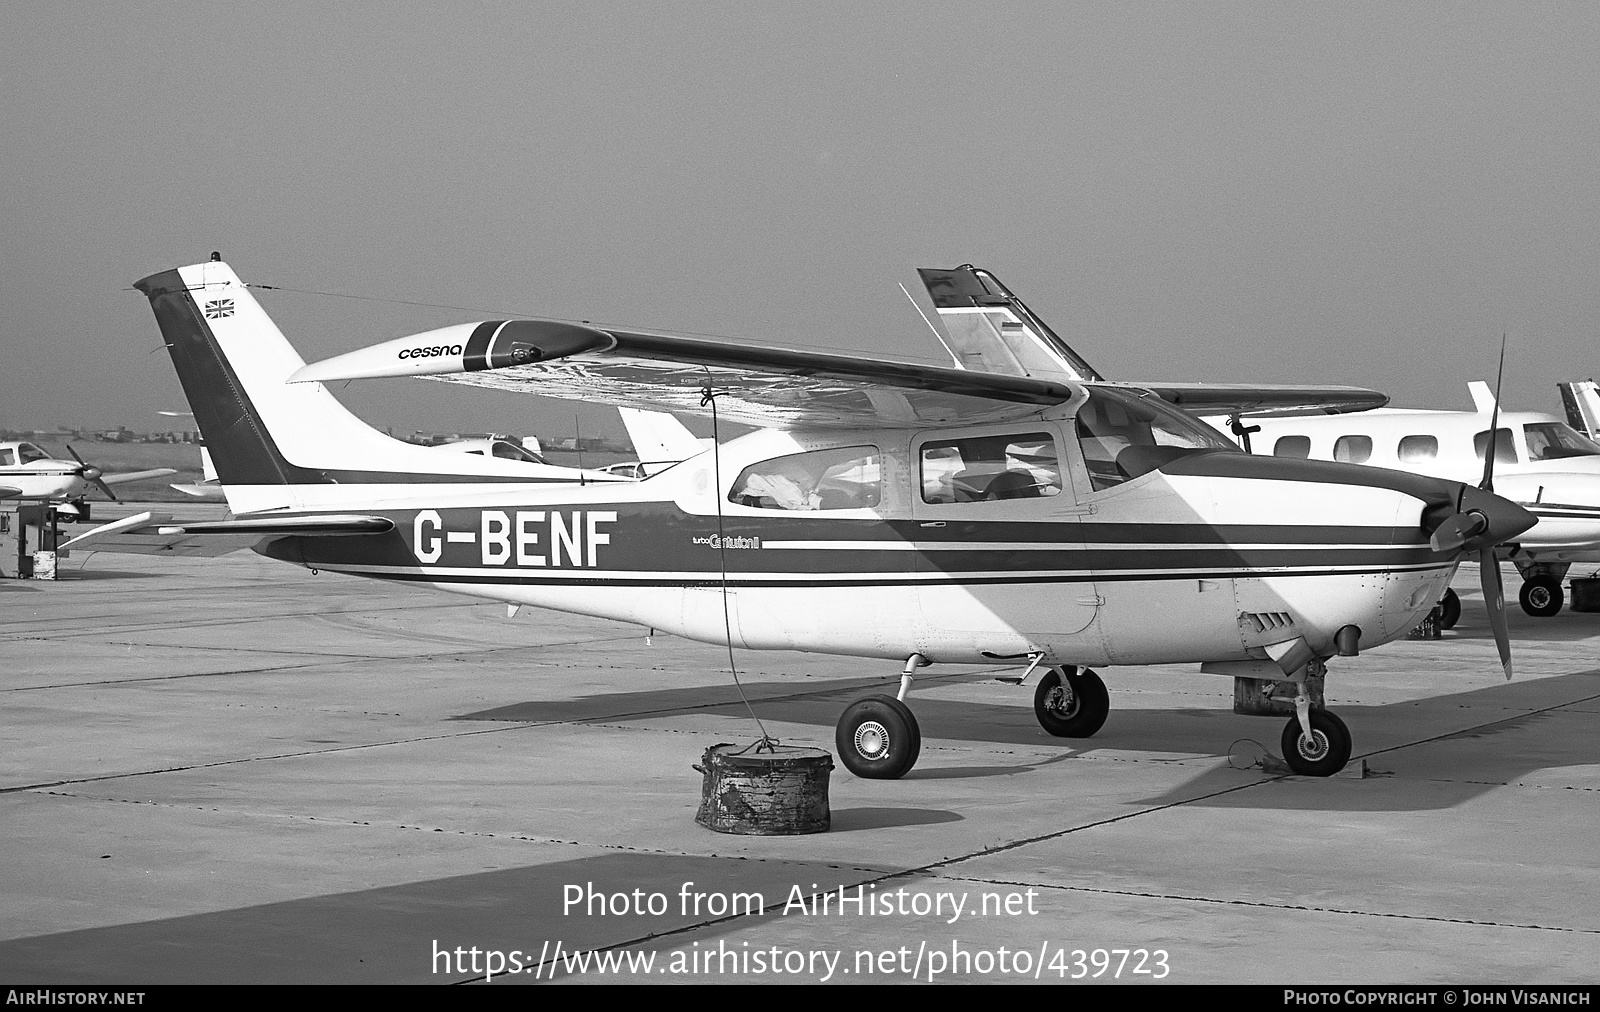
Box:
[1045,682,1078,718]
[1530,586,1551,609]
[1297,729,1330,761]
[853,720,890,760]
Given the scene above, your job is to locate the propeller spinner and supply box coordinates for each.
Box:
[65,444,119,502]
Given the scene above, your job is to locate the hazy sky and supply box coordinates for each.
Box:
[5,1,1599,440]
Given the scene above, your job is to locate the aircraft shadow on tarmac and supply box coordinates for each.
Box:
[0,851,924,984]
[460,669,1600,813]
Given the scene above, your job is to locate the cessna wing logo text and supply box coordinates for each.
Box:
[413,510,616,567]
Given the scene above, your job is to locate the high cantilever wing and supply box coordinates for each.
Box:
[918,265,1388,418]
[291,322,1079,430]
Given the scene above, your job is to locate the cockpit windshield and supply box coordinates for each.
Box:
[1076,386,1237,490]
[1523,422,1600,462]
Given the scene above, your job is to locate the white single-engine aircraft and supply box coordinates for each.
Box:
[67,257,1537,780]
[0,440,175,516]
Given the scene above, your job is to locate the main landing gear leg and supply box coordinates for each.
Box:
[835,654,927,779]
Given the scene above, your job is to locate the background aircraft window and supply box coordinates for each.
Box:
[921,433,1061,503]
[1074,386,1236,490]
[1333,435,1372,463]
[730,445,880,511]
[1473,428,1517,465]
[1397,435,1438,462]
[1523,422,1600,461]
[1272,435,1311,459]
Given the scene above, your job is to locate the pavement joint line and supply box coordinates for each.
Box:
[1,637,655,692]
[0,721,575,794]
[0,601,470,639]
[1355,689,1600,763]
[927,873,1600,935]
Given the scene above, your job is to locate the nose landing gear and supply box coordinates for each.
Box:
[1280,708,1352,777]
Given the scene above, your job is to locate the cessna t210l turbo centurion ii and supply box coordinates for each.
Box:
[68,257,1536,779]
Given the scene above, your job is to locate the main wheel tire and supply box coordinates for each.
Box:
[1280,709,1352,777]
[1033,666,1110,738]
[1438,587,1461,629]
[1519,576,1564,617]
[835,694,921,779]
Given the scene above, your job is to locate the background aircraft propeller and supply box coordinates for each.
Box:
[65,444,119,502]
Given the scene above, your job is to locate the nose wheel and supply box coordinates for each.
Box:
[1280,709,1352,777]
[1032,666,1110,738]
[835,694,921,779]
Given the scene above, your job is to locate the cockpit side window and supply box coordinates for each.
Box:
[729,445,881,511]
[16,443,47,464]
[1075,387,1237,490]
[920,433,1061,504]
[1523,422,1600,461]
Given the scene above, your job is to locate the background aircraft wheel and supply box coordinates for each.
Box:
[835,695,921,779]
[1033,666,1109,738]
[1279,709,1352,777]
[1519,576,1564,617]
[1438,587,1461,629]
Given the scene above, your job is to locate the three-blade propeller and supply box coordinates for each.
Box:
[65,444,119,502]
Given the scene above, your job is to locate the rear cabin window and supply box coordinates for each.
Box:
[921,433,1061,504]
[1273,435,1312,459]
[1474,428,1517,465]
[1397,435,1438,462]
[729,446,881,511]
[1333,435,1372,464]
[0,448,13,466]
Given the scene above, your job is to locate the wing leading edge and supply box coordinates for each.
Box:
[292,322,1080,430]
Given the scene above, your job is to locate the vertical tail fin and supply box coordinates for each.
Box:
[1558,380,1600,440]
[135,258,590,514]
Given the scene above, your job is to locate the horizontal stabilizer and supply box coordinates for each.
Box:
[103,468,178,486]
[61,511,394,557]
[153,515,396,536]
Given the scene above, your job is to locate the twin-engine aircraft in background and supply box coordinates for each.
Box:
[0,440,174,517]
[67,257,1537,780]
[1228,388,1600,619]
[915,265,1600,621]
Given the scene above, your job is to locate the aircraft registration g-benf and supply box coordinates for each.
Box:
[67,256,1537,780]
[1229,386,1600,619]
[0,440,174,515]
